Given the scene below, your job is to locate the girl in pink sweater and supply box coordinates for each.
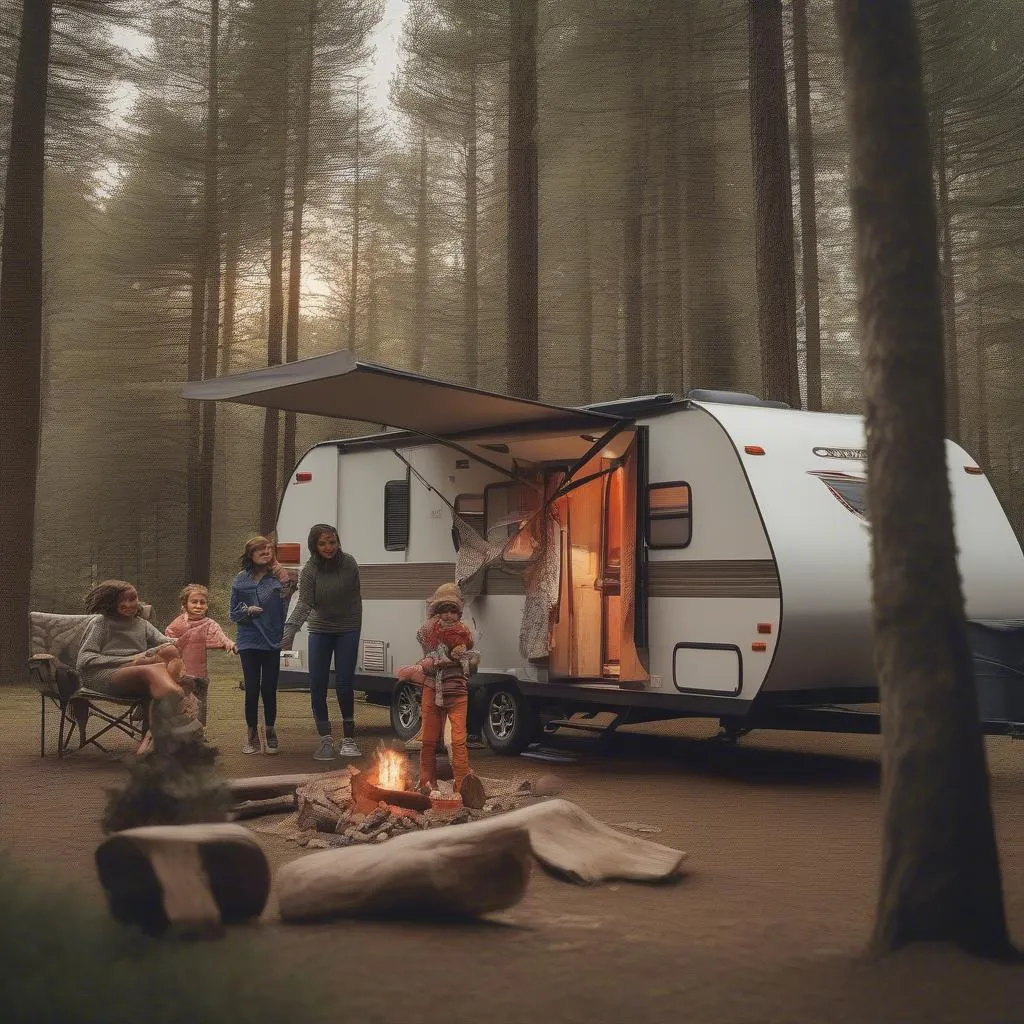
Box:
[164,583,237,726]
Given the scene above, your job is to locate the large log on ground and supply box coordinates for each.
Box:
[95,823,270,938]
[351,770,432,812]
[276,818,532,922]
[228,774,317,802]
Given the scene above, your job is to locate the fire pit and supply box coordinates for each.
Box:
[278,745,539,850]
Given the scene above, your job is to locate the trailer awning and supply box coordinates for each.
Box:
[182,351,624,437]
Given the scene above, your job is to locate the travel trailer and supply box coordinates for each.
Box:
[184,352,1024,753]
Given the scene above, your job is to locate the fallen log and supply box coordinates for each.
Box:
[231,794,296,820]
[351,771,432,813]
[228,774,316,802]
[95,823,271,938]
[276,819,532,922]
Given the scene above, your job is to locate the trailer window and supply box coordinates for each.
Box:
[810,471,869,522]
[647,482,691,548]
[384,479,410,551]
[452,493,485,552]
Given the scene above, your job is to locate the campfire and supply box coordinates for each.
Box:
[281,746,536,850]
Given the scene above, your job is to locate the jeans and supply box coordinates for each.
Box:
[307,630,360,738]
[420,688,469,790]
[239,649,279,730]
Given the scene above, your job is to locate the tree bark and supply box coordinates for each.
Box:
[463,52,479,386]
[748,0,800,406]
[0,0,53,681]
[347,79,360,351]
[792,0,823,410]
[506,0,539,399]
[195,0,221,587]
[975,291,989,469]
[623,45,646,398]
[412,130,429,374]
[283,0,317,479]
[259,38,289,534]
[835,0,1012,958]
[221,217,239,375]
[935,115,960,439]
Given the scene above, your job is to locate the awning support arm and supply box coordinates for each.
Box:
[546,419,633,505]
[395,429,544,492]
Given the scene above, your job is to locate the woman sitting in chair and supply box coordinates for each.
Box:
[76,580,194,748]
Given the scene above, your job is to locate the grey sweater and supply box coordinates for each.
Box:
[77,615,175,681]
[282,553,362,644]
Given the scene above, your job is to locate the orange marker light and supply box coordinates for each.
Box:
[295,472,313,482]
[744,445,766,456]
[752,641,768,652]
[757,623,772,634]
[964,466,983,475]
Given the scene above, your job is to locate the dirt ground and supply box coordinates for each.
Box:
[3,664,1024,1023]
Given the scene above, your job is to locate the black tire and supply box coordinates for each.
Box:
[482,681,540,755]
[390,681,422,741]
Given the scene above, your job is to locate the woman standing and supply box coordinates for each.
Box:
[230,536,291,755]
[281,524,363,761]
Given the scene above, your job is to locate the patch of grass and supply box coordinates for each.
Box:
[0,853,325,1024]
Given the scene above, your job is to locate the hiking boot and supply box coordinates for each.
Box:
[459,773,486,810]
[313,735,336,761]
[242,727,260,755]
[264,727,279,754]
[337,737,361,758]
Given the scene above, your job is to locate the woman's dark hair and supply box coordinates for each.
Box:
[307,524,342,568]
[240,535,273,574]
[85,580,137,617]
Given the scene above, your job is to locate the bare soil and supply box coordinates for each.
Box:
[3,664,1024,1023]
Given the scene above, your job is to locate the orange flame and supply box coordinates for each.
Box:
[374,745,408,792]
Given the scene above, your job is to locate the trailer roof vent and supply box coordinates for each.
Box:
[687,389,791,410]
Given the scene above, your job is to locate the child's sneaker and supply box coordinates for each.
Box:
[264,727,279,755]
[242,727,260,755]
[337,737,361,758]
[313,735,336,761]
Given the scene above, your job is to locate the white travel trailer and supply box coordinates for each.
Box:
[185,352,1024,752]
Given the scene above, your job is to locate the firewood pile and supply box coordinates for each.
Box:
[249,766,553,851]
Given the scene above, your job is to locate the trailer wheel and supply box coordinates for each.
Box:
[390,682,422,741]
[483,682,540,755]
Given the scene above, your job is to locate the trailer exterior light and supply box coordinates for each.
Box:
[757,623,772,634]
[752,641,768,652]
[295,471,313,482]
[964,466,983,475]
[744,445,766,456]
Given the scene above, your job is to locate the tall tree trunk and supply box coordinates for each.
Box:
[347,79,360,351]
[283,0,317,480]
[749,0,800,406]
[835,0,1011,958]
[193,0,221,586]
[365,231,379,361]
[975,291,989,469]
[623,46,646,397]
[792,0,823,410]
[578,186,593,403]
[185,248,206,580]
[463,52,479,386]
[936,114,960,439]
[506,0,538,399]
[0,0,52,682]
[222,216,239,374]
[662,12,684,392]
[413,130,429,374]
[259,42,289,534]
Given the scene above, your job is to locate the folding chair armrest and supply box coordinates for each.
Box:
[27,653,82,704]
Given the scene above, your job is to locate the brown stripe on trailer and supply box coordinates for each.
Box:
[647,559,780,598]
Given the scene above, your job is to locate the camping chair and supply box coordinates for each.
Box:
[27,611,149,758]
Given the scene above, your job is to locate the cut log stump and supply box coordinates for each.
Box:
[276,818,532,922]
[95,823,271,938]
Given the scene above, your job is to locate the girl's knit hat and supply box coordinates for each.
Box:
[427,582,464,616]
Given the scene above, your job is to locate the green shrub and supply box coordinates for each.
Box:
[0,854,324,1024]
